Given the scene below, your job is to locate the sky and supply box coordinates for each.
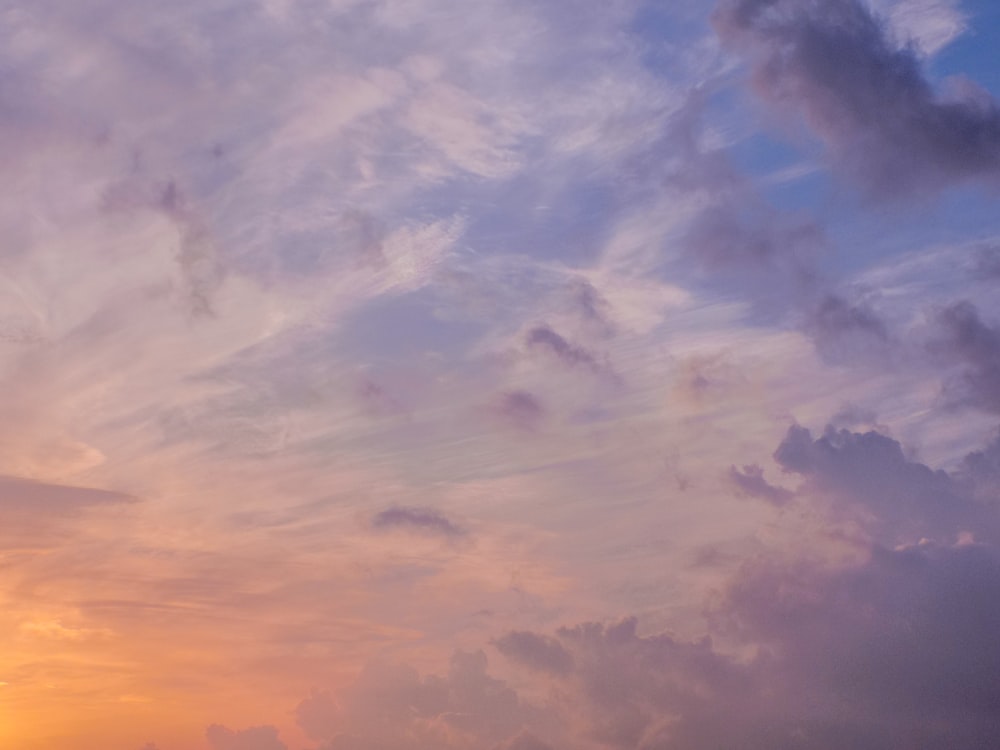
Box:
[2,0,1000,747]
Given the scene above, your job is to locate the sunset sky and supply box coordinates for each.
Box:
[3,0,1000,748]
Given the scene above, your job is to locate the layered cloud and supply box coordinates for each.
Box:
[3,0,1000,748]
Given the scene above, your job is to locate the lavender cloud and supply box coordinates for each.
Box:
[728,464,793,506]
[972,243,1000,280]
[301,652,543,750]
[803,293,893,365]
[492,631,574,676]
[932,301,1000,413]
[525,326,604,372]
[773,424,988,543]
[714,0,1000,197]
[493,391,546,431]
[371,506,466,538]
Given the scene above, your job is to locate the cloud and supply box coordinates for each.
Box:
[803,293,893,365]
[773,424,988,543]
[713,541,1000,748]
[492,731,555,750]
[684,203,823,275]
[493,391,546,431]
[931,301,1000,413]
[524,326,605,373]
[874,0,968,55]
[0,475,134,513]
[728,464,793,506]
[972,243,1000,280]
[271,415,1000,750]
[206,724,288,750]
[714,0,1000,197]
[300,651,543,750]
[295,688,341,743]
[492,631,574,676]
[371,506,466,538]
[489,546,1000,748]
[957,430,1000,504]
[0,475,135,550]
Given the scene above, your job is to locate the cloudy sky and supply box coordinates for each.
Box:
[2,0,1000,747]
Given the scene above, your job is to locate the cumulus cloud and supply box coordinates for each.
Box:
[477,542,1000,749]
[298,651,543,750]
[262,414,1000,750]
[773,423,992,543]
[481,425,1000,749]
[713,541,1000,748]
[714,0,1000,197]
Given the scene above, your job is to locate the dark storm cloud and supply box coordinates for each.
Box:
[714,0,1000,197]
[371,506,466,538]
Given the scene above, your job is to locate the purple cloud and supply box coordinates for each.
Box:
[932,301,1000,413]
[491,543,1000,749]
[493,631,574,676]
[728,464,793,506]
[525,326,603,372]
[302,652,540,750]
[714,0,1000,197]
[804,293,893,365]
[716,541,1000,747]
[494,390,546,431]
[774,424,987,543]
[371,506,465,538]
